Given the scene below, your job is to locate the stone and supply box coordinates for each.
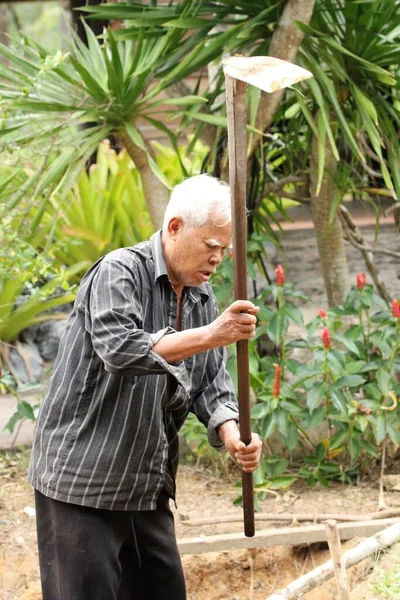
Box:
[9,342,43,384]
[32,319,69,361]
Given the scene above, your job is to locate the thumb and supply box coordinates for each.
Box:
[234,440,246,452]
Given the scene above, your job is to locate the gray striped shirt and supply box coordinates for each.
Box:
[28,231,238,511]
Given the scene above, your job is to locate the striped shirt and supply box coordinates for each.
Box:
[28,231,238,511]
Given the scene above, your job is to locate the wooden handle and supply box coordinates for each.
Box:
[225,73,255,538]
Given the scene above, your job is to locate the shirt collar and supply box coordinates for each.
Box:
[150,230,210,304]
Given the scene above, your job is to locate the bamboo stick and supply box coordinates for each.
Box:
[325,519,351,599]
[265,522,400,600]
[181,508,400,527]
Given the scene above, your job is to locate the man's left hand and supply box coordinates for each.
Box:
[218,420,262,473]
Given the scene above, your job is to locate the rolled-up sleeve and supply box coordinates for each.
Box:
[86,256,190,392]
[191,298,239,449]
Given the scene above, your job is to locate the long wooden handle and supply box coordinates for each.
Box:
[225,74,255,538]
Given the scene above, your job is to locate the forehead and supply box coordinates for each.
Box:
[194,222,232,246]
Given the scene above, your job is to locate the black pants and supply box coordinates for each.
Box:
[34,489,186,600]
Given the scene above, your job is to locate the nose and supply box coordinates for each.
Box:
[209,248,224,266]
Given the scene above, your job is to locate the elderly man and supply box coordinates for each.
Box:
[28,174,262,600]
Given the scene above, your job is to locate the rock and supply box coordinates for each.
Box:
[9,342,43,384]
[32,319,69,361]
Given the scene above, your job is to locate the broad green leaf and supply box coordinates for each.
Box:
[307,383,326,412]
[17,401,35,420]
[332,334,360,357]
[332,375,366,389]
[377,369,390,397]
[329,429,348,450]
[330,389,349,414]
[282,304,304,327]
[268,476,296,490]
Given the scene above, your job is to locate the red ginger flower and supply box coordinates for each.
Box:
[275,264,285,286]
[272,363,281,398]
[357,273,367,290]
[321,327,331,350]
[392,299,400,318]
[318,309,327,318]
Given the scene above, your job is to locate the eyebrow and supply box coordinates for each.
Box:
[205,238,233,249]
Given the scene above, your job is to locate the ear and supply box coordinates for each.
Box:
[167,217,183,239]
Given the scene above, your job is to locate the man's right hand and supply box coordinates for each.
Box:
[208,300,259,347]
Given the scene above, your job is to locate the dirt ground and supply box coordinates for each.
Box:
[1,450,400,600]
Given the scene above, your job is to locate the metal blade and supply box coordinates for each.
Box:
[222,56,313,93]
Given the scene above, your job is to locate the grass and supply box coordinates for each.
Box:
[369,548,400,600]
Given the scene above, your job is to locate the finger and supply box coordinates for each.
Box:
[239,325,256,333]
[237,455,259,466]
[236,457,260,471]
[236,437,261,454]
[236,314,257,325]
[241,464,259,473]
[229,300,258,314]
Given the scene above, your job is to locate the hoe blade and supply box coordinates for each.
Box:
[222,56,312,92]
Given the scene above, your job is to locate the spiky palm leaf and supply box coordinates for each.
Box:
[0,10,213,208]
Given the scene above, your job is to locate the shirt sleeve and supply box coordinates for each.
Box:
[86,254,190,393]
[190,296,239,449]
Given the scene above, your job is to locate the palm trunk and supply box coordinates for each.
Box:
[310,130,350,306]
[118,129,169,231]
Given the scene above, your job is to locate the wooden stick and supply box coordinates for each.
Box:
[378,438,388,510]
[181,508,400,527]
[178,517,399,555]
[225,72,254,538]
[265,521,400,600]
[325,520,351,599]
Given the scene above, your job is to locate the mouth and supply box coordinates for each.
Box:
[199,270,214,282]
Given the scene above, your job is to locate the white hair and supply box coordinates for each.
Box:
[163,174,231,230]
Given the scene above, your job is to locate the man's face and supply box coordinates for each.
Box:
[166,218,232,289]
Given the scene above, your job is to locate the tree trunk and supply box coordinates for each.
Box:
[250,0,316,156]
[310,129,350,306]
[118,130,169,231]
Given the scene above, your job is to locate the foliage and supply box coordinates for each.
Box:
[44,138,208,275]
[0,196,78,344]
[47,140,153,273]
[250,268,399,491]
[180,413,230,474]
[92,0,400,215]
[0,1,232,206]
[8,1,65,55]
[371,553,400,600]
[183,264,400,494]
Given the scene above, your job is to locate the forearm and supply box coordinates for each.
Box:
[152,325,218,363]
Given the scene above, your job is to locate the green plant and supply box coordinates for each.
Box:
[250,267,400,488]
[47,140,153,272]
[371,554,400,600]
[0,209,78,345]
[45,138,208,274]
[0,5,226,229]
[180,413,230,474]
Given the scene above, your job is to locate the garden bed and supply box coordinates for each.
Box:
[2,449,400,600]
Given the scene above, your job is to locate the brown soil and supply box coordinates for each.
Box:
[2,450,400,600]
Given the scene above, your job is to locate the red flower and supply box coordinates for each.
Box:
[321,327,331,350]
[272,363,281,398]
[275,264,285,286]
[392,299,400,318]
[357,273,367,290]
[228,249,234,259]
[318,309,327,318]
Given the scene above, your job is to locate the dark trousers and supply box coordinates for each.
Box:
[34,489,186,600]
